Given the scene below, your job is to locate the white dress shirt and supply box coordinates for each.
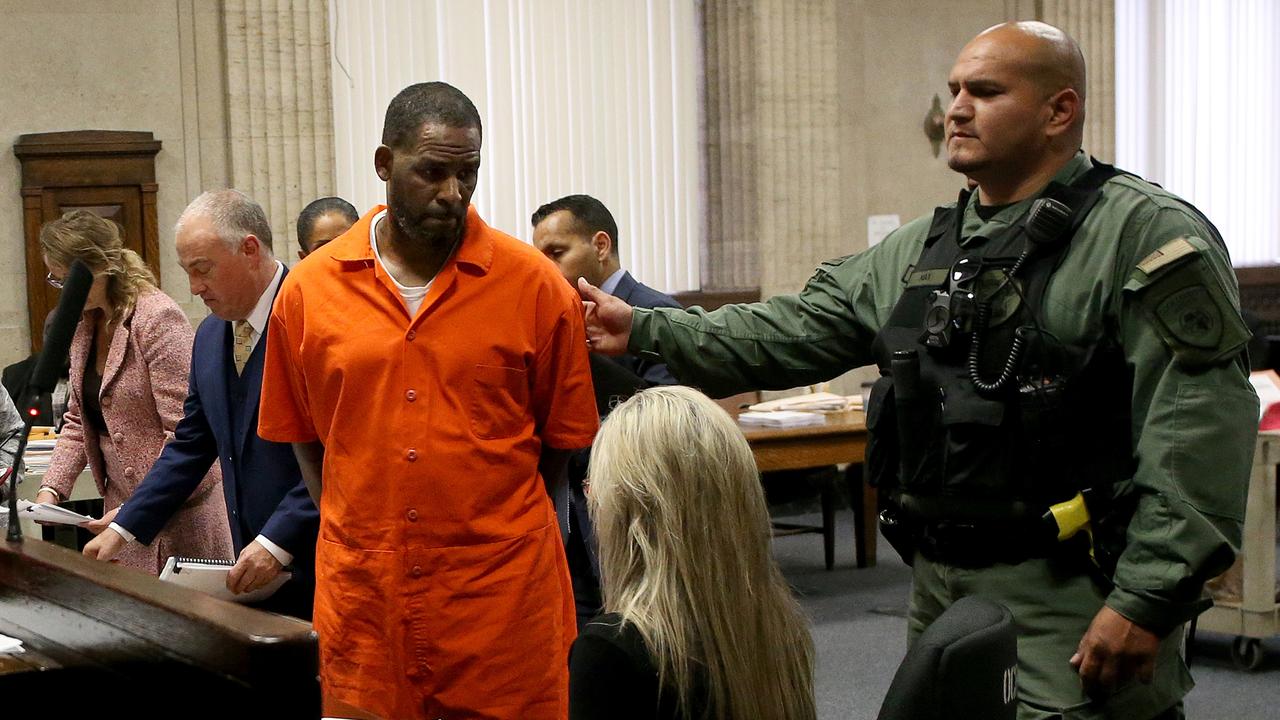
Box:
[599,268,626,297]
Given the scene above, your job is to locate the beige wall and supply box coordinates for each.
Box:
[701,0,1012,397]
[1,1,1107,381]
[837,0,1009,288]
[0,0,334,371]
[821,0,1113,294]
[0,0,230,369]
[771,1,1111,395]
[827,0,1009,393]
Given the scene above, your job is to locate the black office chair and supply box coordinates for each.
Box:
[877,596,1018,720]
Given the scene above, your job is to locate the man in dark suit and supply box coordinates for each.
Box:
[2,311,68,428]
[531,194,681,626]
[83,189,319,619]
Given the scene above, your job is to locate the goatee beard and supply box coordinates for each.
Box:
[391,202,459,250]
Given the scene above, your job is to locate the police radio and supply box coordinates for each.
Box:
[922,255,981,349]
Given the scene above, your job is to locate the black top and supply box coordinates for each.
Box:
[82,335,108,434]
[569,613,704,720]
[974,201,1014,221]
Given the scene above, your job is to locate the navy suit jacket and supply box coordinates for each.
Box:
[605,271,681,386]
[569,271,681,574]
[115,269,318,613]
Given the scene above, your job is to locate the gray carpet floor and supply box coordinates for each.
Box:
[770,511,1280,720]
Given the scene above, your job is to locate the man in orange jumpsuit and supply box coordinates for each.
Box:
[258,81,598,719]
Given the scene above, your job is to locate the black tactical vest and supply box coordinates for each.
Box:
[865,162,1137,539]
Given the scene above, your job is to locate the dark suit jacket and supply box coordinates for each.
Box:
[2,355,55,426]
[570,272,681,574]
[606,271,681,386]
[115,269,319,617]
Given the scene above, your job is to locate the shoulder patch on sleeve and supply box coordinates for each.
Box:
[1155,286,1223,349]
[1124,236,1251,368]
[1137,237,1198,275]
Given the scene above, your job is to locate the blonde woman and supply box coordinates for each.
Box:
[573,386,816,719]
[35,210,232,574]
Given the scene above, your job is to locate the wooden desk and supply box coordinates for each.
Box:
[0,537,319,715]
[740,411,876,568]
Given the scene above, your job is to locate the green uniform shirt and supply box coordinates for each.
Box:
[631,152,1258,632]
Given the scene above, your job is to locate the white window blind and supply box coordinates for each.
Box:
[330,0,702,292]
[1116,0,1280,266]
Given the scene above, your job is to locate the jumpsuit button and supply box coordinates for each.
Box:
[112,432,124,444]
[411,565,423,578]
[100,394,111,407]
[407,509,418,522]
[406,330,417,341]
[405,389,417,402]
[406,448,418,462]
[123,466,136,479]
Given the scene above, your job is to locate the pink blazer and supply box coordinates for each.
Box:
[44,289,232,573]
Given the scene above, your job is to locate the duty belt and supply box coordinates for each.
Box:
[916,519,1053,567]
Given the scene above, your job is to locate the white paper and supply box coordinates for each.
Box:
[749,391,857,413]
[0,633,24,654]
[737,410,827,429]
[0,500,94,525]
[159,556,292,604]
[867,214,902,248]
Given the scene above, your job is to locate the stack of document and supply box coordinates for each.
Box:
[748,391,860,414]
[160,556,291,604]
[737,410,827,429]
[0,499,94,525]
[21,431,58,474]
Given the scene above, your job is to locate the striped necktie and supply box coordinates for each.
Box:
[233,320,254,375]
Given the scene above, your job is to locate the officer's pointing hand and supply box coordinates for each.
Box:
[1070,605,1160,698]
[578,277,632,356]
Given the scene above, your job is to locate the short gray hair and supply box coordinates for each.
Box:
[176,189,274,254]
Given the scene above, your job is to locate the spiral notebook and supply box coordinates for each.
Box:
[159,556,291,604]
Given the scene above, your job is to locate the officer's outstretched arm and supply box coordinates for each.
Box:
[626,234,921,398]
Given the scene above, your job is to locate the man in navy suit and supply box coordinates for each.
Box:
[83,189,319,619]
[532,194,681,627]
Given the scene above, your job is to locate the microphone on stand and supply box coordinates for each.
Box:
[6,260,93,542]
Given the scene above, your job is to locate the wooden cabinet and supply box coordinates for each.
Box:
[14,130,162,352]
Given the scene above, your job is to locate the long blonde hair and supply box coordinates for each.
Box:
[39,210,156,318]
[588,386,816,719]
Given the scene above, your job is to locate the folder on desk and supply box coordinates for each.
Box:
[160,556,291,604]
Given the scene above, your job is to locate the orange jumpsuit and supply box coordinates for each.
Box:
[259,206,598,719]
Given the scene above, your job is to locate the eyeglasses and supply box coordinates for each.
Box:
[46,272,64,290]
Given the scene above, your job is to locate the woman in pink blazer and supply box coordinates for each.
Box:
[35,210,232,575]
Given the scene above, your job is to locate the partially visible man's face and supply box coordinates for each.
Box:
[299,211,354,260]
[944,33,1052,180]
[176,215,263,321]
[532,210,608,288]
[380,122,481,250]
